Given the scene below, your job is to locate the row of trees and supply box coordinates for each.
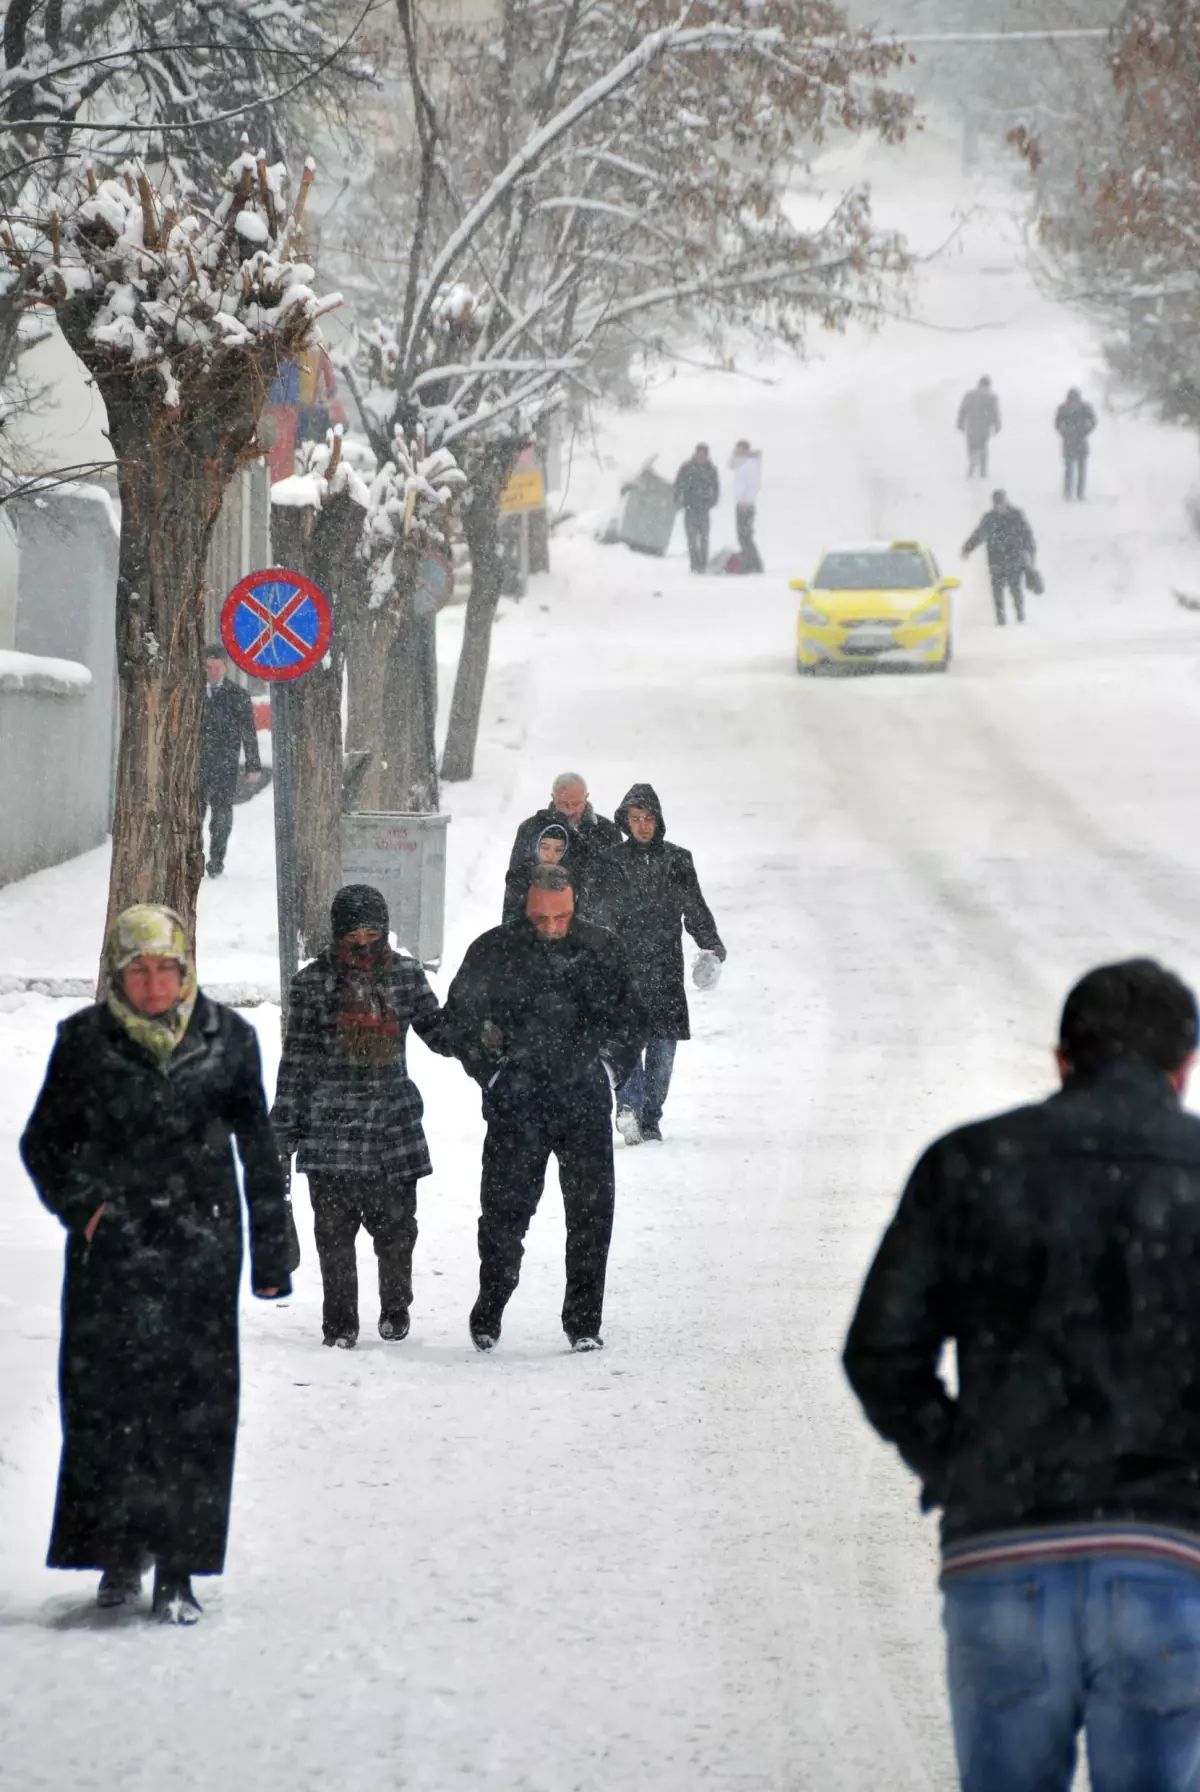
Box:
[1,0,918,964]
[1012,1,1200,438]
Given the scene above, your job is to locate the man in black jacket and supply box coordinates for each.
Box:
[609,782,725,1145]
[502,771,622,924]
[962,490,1036,626]
[673,443,720,572]
[1055,386,1098,501]
[201,644,263,877]
[845,959,1200,1791]
[444,864,645,1353]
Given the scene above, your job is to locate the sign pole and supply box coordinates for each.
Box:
[219,565,334,1037]
[272,678,299,1029]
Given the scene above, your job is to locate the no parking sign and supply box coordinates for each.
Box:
[219,568,332,681]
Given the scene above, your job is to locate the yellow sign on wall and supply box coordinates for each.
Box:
[498,467,546,514]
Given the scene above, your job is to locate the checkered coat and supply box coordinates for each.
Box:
[271,950,451,1180]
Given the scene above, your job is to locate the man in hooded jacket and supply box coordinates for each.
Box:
[502,771,622,924]
[444,864,646,1352]
[608,783,725,1144]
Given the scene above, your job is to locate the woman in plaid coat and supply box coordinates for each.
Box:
[272,885,453,1347]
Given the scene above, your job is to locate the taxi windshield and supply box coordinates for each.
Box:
[813,551,931,591]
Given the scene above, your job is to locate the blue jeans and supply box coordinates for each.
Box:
[944,1556,1200,1791]
[617,1039,677,1128]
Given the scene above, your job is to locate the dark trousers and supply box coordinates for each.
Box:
[617,1039,678,1129]
[990,568,1025,625]
[475,1094,615,1341]
[967,440,990,478]
[735,504,763,573]
[308,1175,418,1341]
[201,774,235,867]
[1064,449,1088,499]
[683,507,710,572]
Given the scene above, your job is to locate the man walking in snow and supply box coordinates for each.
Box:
[502,771,622,925]
[200,644,263,878]
[729,440,764,574]
[962,490,1036,626]
[673,443,720,572]
[444,864,645,1354]
[1055,386,1098,500]
[609,783,725,1145]
[956,376,1001,478]
[845,959,1200,1792]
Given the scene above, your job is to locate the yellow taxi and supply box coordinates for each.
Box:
[790,540,958,673]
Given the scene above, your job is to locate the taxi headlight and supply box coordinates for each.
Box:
[909,602,943,627]
[800,598,832,626]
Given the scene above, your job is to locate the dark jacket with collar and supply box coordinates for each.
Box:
[502,802,622,925]
[844,1058,1200,1547]
[1055,395,1098,455]
[20,995,294,1572]
[673,457,720,513]
[609,783,725,1039]
[271,947,451,1180]
[201,677,261,792]
[444,914,646,1112]
[963,504,1036,579]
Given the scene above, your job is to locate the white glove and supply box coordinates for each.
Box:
[692,950,723,991]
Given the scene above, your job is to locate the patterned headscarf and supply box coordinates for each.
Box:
[103,904,197,1065]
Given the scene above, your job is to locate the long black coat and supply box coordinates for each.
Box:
[20,996,294,1574]
[502,804,623,925]
[201,679,261,794]
[609,784,725,1040]
[444,915,645,1108]
[271,948,452,1182]
[844,1058,1200,1547]
[1055,395,1097,456]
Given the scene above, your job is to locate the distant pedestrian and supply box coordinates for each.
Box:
[271,884,453,1349]
[502,772,622,925]
[609,783,725,1145]
[957,376,1001,478]
[444,864,646,1353]
[845,958,1200,1792]
[201,644,263,878]
[1055,386,1097,500]
[729,440,764,573]
[673,443,720,572]
[963,490,1036,625]
[20,904,297,1625]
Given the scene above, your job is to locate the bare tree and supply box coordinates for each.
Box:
[3,150,340,946]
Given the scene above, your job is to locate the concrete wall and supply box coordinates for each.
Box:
[0,486,118,886]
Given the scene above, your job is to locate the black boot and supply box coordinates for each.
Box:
[152,1567,203,1626]
[96,1563,146,1609]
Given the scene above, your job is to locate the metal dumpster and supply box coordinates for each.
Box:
[618,463,677,556]
[340,811,450,968]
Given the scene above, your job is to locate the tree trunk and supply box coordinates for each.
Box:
[270,497,364,957]
[102,385,249,951]
[345,548,418,812]
[441,447,517,783]
[380,604,438,812]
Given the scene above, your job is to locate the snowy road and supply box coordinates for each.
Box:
[3,122,1200,1789]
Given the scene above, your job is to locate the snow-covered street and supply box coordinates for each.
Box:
[3,121,1200,1788]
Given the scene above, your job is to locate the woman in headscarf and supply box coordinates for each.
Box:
[272,884,453,1349]
[20,904,297,1626]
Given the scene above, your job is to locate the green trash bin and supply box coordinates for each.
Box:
[618,466,677,556]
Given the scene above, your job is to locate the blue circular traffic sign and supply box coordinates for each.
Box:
[220,567,333,682]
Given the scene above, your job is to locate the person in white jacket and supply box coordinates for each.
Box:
[730,441,764,573]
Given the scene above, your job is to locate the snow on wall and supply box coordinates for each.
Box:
[0,650,92,697]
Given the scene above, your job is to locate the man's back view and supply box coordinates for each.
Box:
[845,960,1200,1792]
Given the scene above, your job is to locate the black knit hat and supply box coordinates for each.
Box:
[330,884,389,939]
